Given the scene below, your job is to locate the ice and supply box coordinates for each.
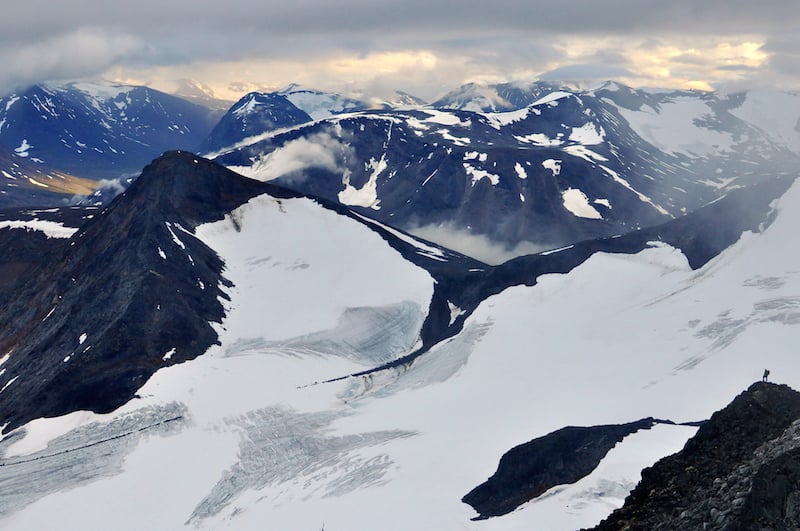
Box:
[187,406,416,523]
[0,404,187,519]
[78,333,87,345]
[230,301,425,367]
[3,410,105,458]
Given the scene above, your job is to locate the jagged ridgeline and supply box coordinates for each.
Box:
[592,382,800,530]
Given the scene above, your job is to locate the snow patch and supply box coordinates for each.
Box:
[338,156,384,210]
[542,159,562,176]
[14,139,32,157]
[562,188,603,219]
[514,162,528,180]
[464,164,500,186]
[0,220,78,239]
[569,122,605,145]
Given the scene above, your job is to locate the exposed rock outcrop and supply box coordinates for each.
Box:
[463,418,662,519]
[592,382,800,530]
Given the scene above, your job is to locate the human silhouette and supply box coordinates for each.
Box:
[762,368,770,382]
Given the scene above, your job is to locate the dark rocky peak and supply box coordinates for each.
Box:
[198,93,312,154]
[0,152,286,432]
[592,382,800,530]
[113,150,297,226]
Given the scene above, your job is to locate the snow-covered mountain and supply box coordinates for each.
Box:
[277,83,371,120]
[198,92,312,154]
[432,80,563,112]
[0,82,220,179]
[213,82,799,262]
[0,144,97,208]
[171,78,235,113]
[0,147,797,529]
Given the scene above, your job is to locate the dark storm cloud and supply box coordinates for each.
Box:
[0,0,798,94]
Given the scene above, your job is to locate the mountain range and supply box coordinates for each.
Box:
[0,78,798,529]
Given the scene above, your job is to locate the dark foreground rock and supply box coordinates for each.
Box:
[592,382,800,530]
[463,418,662,519]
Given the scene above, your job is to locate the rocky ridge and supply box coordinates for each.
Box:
[592,382,800,530]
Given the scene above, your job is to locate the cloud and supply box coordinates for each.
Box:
[539,63,634,82]
[244,131,354,183]
[0,1,798,98]
[0,28,145,94]
[408,222,554,265]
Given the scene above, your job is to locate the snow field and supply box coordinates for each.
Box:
[4,180,800,530]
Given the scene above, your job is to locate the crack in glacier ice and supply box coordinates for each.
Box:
[339,320,492,402]
[225,301,425,367]
[187,406,416,523]
[0,403,187,517]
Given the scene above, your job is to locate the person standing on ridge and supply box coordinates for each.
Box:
[763,369,770,382]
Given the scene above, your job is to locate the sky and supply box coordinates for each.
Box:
[1,1,799,102]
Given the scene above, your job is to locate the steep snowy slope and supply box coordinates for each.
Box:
[0,144,796,530]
